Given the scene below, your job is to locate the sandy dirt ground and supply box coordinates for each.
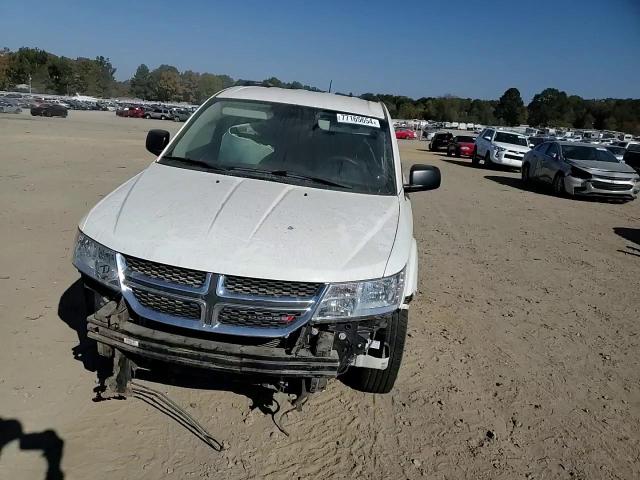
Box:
[1,111,639,480]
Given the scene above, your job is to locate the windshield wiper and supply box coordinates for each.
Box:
[160,155,231,172]
[161,160,351,189]
[268,170,351,189]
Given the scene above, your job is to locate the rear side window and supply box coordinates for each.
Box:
[484,129,494,139]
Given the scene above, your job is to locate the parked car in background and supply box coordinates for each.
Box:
[422,129,436,141]
[144,107,172,120]
[0,101,22,113]
[528,136,547,148]
[623,144,640,173]
[30,103,68,118]
[472,129,530,168]
[521,141,639,200]
[446,135,476,157]
[116,106,145,118]
[605,145,627,162]
[395,128,417,140]
[171,108,191,122]
[429,132,453,151]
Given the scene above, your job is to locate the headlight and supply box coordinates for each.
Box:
[312,269,405,322]
[492,145,506,153]
[570,166,592,179]
[73,231,120,288]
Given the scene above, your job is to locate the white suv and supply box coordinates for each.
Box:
[472,128,530,168]
[72,87,441,397]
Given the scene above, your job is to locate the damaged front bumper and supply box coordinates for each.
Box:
[88,311,338,377]
[86,295,393,379]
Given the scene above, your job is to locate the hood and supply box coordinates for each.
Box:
[80,163,400,283]
[494,142,530,153]
[567,159,637,175]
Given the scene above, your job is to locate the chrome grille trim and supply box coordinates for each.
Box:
[116,253,326,337]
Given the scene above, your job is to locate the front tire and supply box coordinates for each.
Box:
[553,173,566,197]
[484,152,492,168]
[522,163,532,186]
[144,114,150,119]
[471,148,480,166]
[446,148,452,157]
[342,309,407,394]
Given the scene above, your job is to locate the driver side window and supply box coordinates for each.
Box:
[546,143,559,158]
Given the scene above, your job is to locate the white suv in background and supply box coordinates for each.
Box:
[472,128,530,169]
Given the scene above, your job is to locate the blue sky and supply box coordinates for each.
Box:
[1,0,639,100]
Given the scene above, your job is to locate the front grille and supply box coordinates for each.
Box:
[217,306,303,328]
[591,181,631,192]
[131,288,201,319]
[125,256,207,288]
[223,275,322,298]
[596,175,633,181]
[505,154,523,160]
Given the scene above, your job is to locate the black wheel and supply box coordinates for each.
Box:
[446,148,452,157]
[144,114,150,119]
[484,152,492,168]
[429,144,434,151]
[455,148,461,158]
[161,115,166,120]
[521,163,531,186]
[471,148,480,166]
[553,173,566,197]
[341,309,407,394]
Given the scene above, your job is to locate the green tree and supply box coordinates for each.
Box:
[494,87,526,126]
[197,73,225,102]
[130,64,153,99]
[527,88,572,127]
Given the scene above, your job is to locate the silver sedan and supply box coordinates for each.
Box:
[521,141,639,200]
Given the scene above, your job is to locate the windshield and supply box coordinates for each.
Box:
[606,146,626,155]
[529,137,545,146]
[494,132,528,146]
[561,145,619,163]
[162,98,396,195]
[456,136,475,143]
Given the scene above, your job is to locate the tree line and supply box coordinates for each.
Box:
[1,47,639,134]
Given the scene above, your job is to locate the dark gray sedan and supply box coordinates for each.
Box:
[521,141,639,200]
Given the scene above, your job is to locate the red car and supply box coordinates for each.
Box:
[395,128,417,140]
[116,106,145,118]
[446,135,476,157]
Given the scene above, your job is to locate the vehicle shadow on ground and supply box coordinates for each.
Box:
[57,280,294,418]
[0,418,64,479]
[57,280,113,383]
[484,175,530,191]
[440,158,476,168]
[613,227,640,257]
[485,175,633,204]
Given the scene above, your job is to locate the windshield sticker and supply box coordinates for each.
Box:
[337,113,380,128]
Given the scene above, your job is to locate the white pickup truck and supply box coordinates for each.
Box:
[73,86,440,396]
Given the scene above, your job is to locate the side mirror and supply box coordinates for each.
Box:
[146,129,170,156]
[404,165,441,193]
[483,136,492,141]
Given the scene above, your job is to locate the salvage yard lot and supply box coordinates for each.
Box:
[1,111,639,479]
